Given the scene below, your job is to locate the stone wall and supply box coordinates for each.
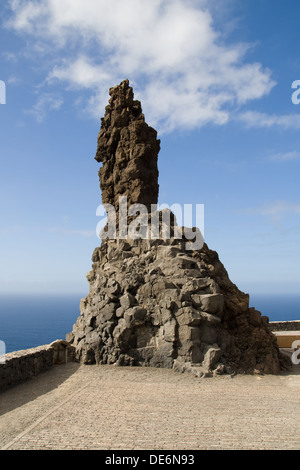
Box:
[269,321,300,332]
[0,340,75,393]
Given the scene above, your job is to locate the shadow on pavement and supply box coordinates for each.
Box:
[0,362,80,416]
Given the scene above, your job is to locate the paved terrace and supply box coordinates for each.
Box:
[0,362,299,450]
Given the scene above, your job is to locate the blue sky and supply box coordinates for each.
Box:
[0,0,299,297]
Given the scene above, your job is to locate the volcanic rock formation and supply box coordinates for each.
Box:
[67,80,290,376]
[95,79,160,215]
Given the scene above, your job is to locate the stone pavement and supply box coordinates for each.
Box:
[0,362,299,450]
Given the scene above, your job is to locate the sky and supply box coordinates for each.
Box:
[0,0,299,298]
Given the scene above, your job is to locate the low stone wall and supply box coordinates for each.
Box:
[269,320,300,332]
[0,340,76,393]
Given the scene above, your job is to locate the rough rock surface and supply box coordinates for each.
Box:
[68,80,290,376]
[95,79,160,214]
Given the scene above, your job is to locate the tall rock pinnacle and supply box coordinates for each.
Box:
[67,80,291,377]
[95,79,160,213]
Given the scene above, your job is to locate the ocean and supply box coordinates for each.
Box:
[0,293,84,354]
[0,292,299,354]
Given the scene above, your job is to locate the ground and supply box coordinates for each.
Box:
[0,362,299,450]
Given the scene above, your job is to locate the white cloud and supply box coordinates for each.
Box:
[260,201,300,217]
[2,51,18,62]
[241,201,300,222]
[26,93,63,123]
[0,224,95,237]
[47,227,95,237]
[7,0,276,132]
[238,111,300,130]
[48,56,113,89]
[269,151,300,162]
[7,75,21,85]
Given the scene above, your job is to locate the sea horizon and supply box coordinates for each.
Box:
[0,291,299,354]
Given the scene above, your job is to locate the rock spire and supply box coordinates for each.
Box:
[95,79,160,213]
[67,80,291,377]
